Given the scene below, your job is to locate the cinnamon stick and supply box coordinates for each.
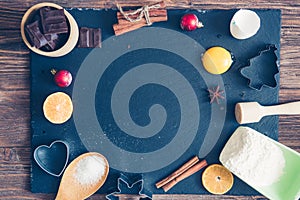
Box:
[155,156,199,189]
[113,23,145,36]
[113,14,167,36]
[162,160,207,192]
[117,10,167,24]
[113,1,167,36]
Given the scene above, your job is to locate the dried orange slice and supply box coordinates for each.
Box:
[43,92,73,124]
[202,164,234,194]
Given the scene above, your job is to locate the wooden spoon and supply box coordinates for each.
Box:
[55,152,109,200]
[235,101,300,124]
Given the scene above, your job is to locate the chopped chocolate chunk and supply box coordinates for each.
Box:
[92,29,101,47]
[45,33,59,41]
[44,33,59,50]
[25,20,48,49]
[40,7,68,35]
[78,27,101,48]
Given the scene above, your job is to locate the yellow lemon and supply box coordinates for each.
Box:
[202,46,233,74]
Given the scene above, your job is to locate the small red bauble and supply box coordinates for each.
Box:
[180,13,203,31]
[51,69,72,87]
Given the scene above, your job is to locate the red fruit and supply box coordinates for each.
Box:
[180,13,203,31]
[52,69,72,87]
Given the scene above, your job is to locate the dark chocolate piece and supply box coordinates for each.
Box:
[25,20,48,49]
[40,7,68,35]
[78,27,101,48]
[44,33,59,50]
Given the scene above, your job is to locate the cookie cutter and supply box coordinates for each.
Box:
[106,174,152,200]
[240,44,279,91]
[33,140,69,177]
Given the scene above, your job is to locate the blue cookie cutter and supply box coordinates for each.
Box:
[33,140,69,177]
[106,174,152,200]
[240,44,279,91]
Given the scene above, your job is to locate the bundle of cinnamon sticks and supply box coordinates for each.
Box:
[113,1,168,36]
[156,156,207,192]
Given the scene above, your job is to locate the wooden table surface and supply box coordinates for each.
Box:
[1,0,300,199]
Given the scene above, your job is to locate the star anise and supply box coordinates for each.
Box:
[208,85,225,104]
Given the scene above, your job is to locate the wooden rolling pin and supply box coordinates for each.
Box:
[235,101,300,124]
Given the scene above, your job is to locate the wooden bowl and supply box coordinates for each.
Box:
[20,2,79,57]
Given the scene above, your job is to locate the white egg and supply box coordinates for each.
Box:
[230,9,261,40]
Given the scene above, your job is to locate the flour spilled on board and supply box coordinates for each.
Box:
[220,126,285,187]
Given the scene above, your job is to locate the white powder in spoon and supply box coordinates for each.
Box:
[74,155,107,186]
[220,127,285,187]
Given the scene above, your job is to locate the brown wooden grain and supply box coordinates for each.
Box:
[0,0,299,199]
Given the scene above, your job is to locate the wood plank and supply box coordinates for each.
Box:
[0,74,30,147]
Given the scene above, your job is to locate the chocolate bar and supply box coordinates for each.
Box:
[40,7,68,35]
[78,27,101,48]
[26,20,48,49]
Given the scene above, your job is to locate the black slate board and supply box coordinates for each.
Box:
[30,8,281,196]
